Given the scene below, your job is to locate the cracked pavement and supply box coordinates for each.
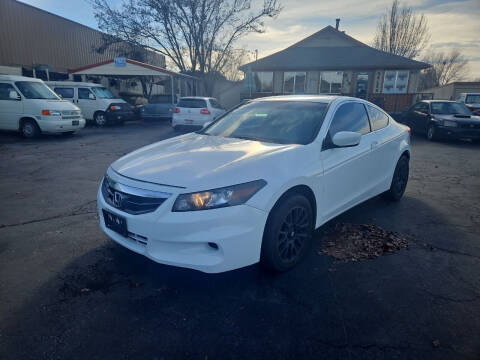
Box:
[0,122,479,359]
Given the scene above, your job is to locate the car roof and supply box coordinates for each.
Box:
[251,95,354,104]
[179,96,214,100]
[45,81,103,87]
[0,75,44,82]
[422,100,458,103]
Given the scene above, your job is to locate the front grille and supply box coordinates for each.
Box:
[102,176,171,215]
[62,110,81,116]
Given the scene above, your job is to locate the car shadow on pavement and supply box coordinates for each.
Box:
[1,194,479,359]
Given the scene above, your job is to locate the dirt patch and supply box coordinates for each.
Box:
[319,223,409,261]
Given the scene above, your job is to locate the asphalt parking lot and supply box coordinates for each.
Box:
[0,122,479,359]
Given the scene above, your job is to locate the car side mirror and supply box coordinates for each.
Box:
[89,93,96,100]
[9,90,21,100]
[331,131,361,148]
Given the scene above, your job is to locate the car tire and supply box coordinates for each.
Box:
[383,155,409,201]
[94,111,107,127]
[261,194,314,272]
[21,119,40,139]
[426,123,437,141]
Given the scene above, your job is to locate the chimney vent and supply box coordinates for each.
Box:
[335,18,340,30]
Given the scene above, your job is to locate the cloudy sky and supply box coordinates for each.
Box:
[20,0,480,77]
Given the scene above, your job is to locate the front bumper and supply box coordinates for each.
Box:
[436,125,480,139]
[105,111,136,123]
[38,118,86,133]
[97,185,268,273]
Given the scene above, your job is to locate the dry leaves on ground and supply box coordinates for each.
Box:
[319,223,409,261]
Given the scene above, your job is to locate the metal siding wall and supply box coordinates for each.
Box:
[0,0,164,72]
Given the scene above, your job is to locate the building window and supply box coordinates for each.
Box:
[382,70,409,94]
[320,72,343,94]
[253,72,273,93]
[283,72,306,94]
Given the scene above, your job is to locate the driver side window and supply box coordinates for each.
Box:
[329,102,371,137]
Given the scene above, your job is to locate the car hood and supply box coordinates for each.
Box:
[435,114,480,123]
[111,133,301,189]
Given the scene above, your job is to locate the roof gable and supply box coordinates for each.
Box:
[240,25,429,71]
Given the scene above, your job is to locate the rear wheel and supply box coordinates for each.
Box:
[261,194,314,272]
[21,119,40,138]
[383,155,409,201]
[94,111,107,127]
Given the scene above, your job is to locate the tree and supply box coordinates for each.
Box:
[373,0,430,59]
[419,49,469,90]
[90,0,281,94]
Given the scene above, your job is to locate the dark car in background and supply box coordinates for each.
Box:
[401,100,480,141]
[139,95,177,122]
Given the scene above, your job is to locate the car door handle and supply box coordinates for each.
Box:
[371,141,379,149]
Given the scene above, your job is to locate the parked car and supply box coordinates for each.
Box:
[97,95,411,273]
[172,97,225,129]
[0,75,85,138]
[139,94,177,121]
[457,93,480,115]
[46,81,135,126]
[402,100,480,141]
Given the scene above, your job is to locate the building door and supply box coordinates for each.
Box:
[355,73,369,99]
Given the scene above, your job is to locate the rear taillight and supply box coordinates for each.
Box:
[200,108,211,115]
[174,107,180,113]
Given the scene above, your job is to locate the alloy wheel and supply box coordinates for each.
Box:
[393,159,409,197]
[277,206,311,262]
[96,113,106,126]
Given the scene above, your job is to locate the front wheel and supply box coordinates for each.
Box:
[383,155,409,201]
[261,194,314,272]
[94,112,107,127]
[21,120,40,138]
[426,124,437,141]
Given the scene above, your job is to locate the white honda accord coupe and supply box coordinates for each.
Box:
[98,96,411,273]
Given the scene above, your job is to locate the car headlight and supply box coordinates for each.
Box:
[41,110,62,116]
[443,120,457,127]
[172,180,267,212]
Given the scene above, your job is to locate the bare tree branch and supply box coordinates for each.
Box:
[419,48,469,90]
[373,0,430,59]
[90,0,281,95]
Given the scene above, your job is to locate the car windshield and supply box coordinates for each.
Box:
[15,81,60,100]
[431,102,472,115]
[466,95,480,104]
[200,101,328,145]
[91,87,116,99]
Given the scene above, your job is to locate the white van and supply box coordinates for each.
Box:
[46,81,135,126]
[0,75,85,138]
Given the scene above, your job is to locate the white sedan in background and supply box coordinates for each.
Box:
[98,95,411,273]
[172,96,225,129]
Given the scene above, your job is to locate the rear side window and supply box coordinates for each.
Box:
[209,99,223,109]
[367,105,389,131]
[329,102,370,136]
[0,83,17,100]
[54,87,74,99]
[177,98,207,108]
[78,88,94,100]
[413,102,429,113]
